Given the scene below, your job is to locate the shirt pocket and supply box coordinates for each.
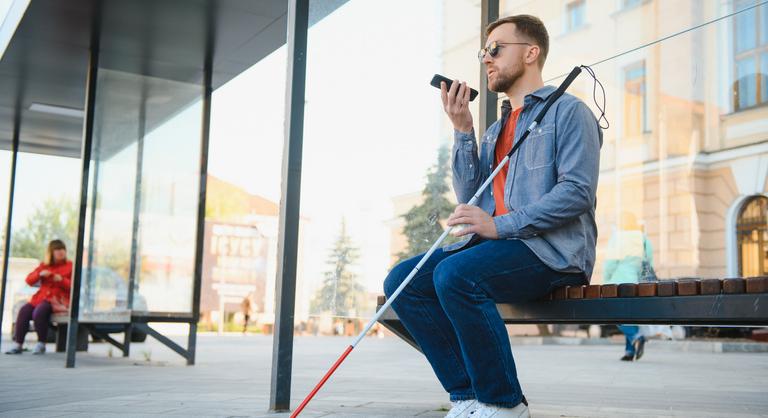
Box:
[524,124,555,170]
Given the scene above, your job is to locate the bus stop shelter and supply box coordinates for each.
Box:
[0,0,348,412]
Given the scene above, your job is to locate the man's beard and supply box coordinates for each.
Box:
[489,65,523,93]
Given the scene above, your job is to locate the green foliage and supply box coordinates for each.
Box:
[310,219,367,317]
[396,145,457,263]
[11,197,78,260]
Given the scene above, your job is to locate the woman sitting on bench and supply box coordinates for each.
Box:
[5,239,72,355]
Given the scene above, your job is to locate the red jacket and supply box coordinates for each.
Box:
[26,260,73,313]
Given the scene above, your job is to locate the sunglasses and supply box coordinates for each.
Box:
[478,41,532,62]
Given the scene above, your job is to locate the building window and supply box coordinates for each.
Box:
[566,0,586,32]
[733,0,768,111]
[737,195,768,277]
[621,0,642,10]
[623,61,648,136]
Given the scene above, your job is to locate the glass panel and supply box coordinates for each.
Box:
[0,150,9,334]
[135,91,203,314]
[4,152,79,327]
[760,2,768,46]
[299,0,479,333]
[79,70,139,320]
[761,52,768,103]
[79,68,204,317]
[621,0,642,10]
[502,0,760,81]
[623,62,646,136]
[737,197,768,276]
[735,2,757,53]
[567,1,586,32]
[736,56,757,109]
[203,47,287,333]
[491,1,768,281]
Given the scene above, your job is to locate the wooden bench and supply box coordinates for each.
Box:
[376,277,768,350]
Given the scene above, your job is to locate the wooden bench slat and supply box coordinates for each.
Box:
[584,285,601,299]
[677,279,700,296]
[657,281,677,296]
[618,283,638,298]
[746,277,768,294]
[567,286,584,299]
[600,284,617,298]
[700,279,722,295]
[637,283,657,297]
[552,287,568,300]
[723,278,746,294]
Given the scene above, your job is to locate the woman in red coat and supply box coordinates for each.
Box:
[5,240,72,355]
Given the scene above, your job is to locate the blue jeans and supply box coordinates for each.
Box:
[618,325,641,355]
[383,239,586,407]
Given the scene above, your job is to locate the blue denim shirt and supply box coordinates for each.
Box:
[446,85,603,281]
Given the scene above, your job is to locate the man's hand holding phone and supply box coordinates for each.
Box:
[440,79,474,134]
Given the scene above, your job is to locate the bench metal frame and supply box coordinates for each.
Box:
[49,312,199,363]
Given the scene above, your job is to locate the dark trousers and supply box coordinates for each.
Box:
[13,301,52,344]
[384,239,586,407]
[618,325,641,355]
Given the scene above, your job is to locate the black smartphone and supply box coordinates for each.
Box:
[430,74,479,102]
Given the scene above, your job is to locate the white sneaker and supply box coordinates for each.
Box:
[32,342,46,355]
[469,401,529,418]
[445,399,478,418]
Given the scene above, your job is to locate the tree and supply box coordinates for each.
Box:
[310,219,366,317]
[396,145,457,263]
[11,197,78,260]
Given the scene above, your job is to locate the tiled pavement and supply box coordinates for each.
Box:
[1,334,767,417]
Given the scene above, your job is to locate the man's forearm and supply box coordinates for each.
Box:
[452,129,483,203]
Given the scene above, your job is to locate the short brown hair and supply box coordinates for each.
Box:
[485,15,549,68]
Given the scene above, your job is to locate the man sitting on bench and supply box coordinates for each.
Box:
[383,15,602,418]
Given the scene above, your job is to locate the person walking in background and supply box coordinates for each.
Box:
[240,296,251,334]
[603,212,655,361]
[5,240,72,355]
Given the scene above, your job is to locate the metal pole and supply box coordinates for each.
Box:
[270,0,309,412]
[187,1,215,366]
[84,118,102,313]
[0,100,21,352]
[479,0,499,135]
[124,81,148,357]
[66,11,101,368]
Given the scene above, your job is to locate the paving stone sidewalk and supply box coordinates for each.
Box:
[0,334,766,417]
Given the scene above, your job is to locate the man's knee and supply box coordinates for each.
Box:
[383,260,412,298]
[433,259,465,297]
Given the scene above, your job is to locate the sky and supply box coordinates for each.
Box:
[0,0,464,306]
[208,0,449,298]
